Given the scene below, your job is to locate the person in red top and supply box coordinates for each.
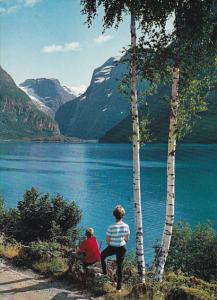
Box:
[78,227,101,267]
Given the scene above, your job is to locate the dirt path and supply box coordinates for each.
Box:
[0,259,94,300]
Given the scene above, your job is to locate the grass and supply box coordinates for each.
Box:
[0,244,21,259]
[32,257,68,275]
[0,235,216,299]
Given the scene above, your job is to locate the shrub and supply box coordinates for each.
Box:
[0,197,4,228]
[22,241,62,261]
[0,188,81,246]
[123,253,140,287]
[157,222,217,281]
[0,245,21,259]
[32,257,68,275]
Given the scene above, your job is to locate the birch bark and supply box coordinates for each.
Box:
[154,66,179,280]
[130,12,146,283]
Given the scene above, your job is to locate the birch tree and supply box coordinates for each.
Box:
[135,0,216,280]
[137,1,217,280]
[155,1,217,280]
[130,11,145,280]
[80,0,146,281]
[152,6,181,280]
[80,0,170,282]
[80,0,217,282]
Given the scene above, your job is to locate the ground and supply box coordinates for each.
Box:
[0,259,95,300]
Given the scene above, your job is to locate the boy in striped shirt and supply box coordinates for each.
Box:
[101,205,130,291]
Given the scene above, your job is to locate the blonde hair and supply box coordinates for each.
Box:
[113,205,125,220]
[85,227,94,238]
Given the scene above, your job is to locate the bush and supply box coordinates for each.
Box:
[159,222,217,281]
[123,253,140,287]
[22,241,62,261]
[0,244,21,259]
[0,188,81,246]
[32,257,68,275]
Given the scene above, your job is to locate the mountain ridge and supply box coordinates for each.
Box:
[20,78,76,116]
[0,66,59,139]
[100,84,217,144]
[55,56,130,139]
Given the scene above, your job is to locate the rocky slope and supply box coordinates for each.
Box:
[0,66,59,139]
[55,57,130,140]
[20,78,76,116]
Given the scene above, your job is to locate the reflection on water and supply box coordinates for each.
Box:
[0,142,216,262]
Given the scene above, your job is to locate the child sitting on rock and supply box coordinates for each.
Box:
[78,227,101,267]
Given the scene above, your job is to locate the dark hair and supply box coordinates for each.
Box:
[113,205,125,220]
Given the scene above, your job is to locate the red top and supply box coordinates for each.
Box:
[79,237,101,264]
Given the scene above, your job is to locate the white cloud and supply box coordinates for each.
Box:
[94,34,112,44]
[42,41,81,54]
[0,0,41,15]
[65,42,81,51]
[0,4,19,15]
[24,0,41,7]
[43,44,63,54]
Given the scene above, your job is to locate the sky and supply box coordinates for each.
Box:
[0,0,131,93]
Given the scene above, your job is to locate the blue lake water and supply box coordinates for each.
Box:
[0,142,216,263]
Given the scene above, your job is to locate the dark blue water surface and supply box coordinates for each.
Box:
[0,142,216,262]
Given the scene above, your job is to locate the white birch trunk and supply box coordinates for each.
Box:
[154,66,179,281]
[130,12,146,283]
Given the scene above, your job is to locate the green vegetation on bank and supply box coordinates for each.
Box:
[0,188,81,245]
[0,188,81,277]
[0,189,216,299]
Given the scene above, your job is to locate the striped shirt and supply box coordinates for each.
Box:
[106,221,130,247]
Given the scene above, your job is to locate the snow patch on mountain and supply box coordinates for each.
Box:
[63,84,87,97]
[19,85,53,116]
[94,77,106,84]
[80,95,86,101]
[113,56,122,62]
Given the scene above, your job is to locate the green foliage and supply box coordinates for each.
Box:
[139,117,152,143]
[157,222,217,281]
[81,0,217,143]
[137,1,217,140]
[32,257,68,275]
[0,66,58,139]
[125,272,217,300]
[23,241,62,261]
[0,188,81,246]
[0,197,5,229]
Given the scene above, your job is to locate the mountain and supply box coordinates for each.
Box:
[20,78,76,116]
[55,57,130,140]
[100,84,217,143]
[62,85,87,97]
[0,66,59,139]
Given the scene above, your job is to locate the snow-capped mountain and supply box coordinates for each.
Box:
[19,85,53,116]
[20,78,76,116]
[55,56,130,140]
[0,66,59,139]
[63,85,87,97]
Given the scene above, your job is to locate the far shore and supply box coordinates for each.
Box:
[0,135,216,145]
[0,135,99,144]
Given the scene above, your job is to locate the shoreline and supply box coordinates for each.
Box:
[0,135,99,144]
[0,137,216,145]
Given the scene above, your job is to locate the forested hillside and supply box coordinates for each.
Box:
[0,66,59,139]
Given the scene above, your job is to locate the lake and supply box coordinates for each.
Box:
[0,142,216,262]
